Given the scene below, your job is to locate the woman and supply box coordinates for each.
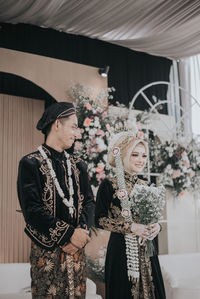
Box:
[95,131,166,299]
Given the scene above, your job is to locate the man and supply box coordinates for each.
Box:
[17,102,95,298]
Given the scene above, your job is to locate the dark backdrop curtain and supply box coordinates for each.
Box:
[0,23,172,113]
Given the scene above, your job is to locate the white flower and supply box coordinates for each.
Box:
[96,138,107,151]
[103,154,107,162]
[89,128,96,136]
[94,116,100,127]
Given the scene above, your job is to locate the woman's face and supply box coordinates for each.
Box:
[128,143,147,173]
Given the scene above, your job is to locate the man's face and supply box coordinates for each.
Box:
[57,114,78,149]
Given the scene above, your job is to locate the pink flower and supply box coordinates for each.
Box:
[85,103,92,110]
[74,141,82,151]
[102,111,108,118]
[181,151,187,158]
[87,145,93,153]
[173,169,181,179]
[96,147,103,153]
[183,161,190,168]
[96,171,106,183]
[97,129,105,137]
[137,131,144,139]
[179,191,184,197]
[97,107,103,113]
[136,122,142,130]
[189,170,195,178]
[83,118,91,127]
[76,128,82,139]
[106,124,111,131]
[96,165,104,173]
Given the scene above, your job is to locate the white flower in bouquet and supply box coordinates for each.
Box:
[130,184,166,225]
[130,184,166,256]
[165,164,173,175]
[166,146,174,157]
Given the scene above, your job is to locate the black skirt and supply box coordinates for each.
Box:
[105,232,166,299]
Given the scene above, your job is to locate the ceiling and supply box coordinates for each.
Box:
[1,0,200,59]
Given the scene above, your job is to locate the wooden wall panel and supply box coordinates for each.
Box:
[0,94,44,263]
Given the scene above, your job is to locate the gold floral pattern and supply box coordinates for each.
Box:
[99,203,132,234]
[30,242,87,298]
[49,221,70,243]
[131,244,155,299]
[70,156,85,222]
[26,224,55,248]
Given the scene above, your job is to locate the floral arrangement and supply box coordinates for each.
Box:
[68,83,115,187]
[149,138,200,196]
[134,108,200,197]
[68,84,200,197]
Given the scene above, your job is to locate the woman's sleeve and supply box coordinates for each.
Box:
[95,178,132,234]
[17,156,75,247]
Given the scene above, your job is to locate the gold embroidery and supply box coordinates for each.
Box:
[28,152,54,215]
[27,152,42,160]
[26,224,55,248]
[70,156,84,223]
[131,245,155,299]
[49,221,70,243]
[99,204,132,234]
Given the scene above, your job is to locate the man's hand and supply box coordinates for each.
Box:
[62,242,79,254]
[70,228,91,249]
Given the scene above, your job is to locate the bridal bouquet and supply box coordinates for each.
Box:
[130,184,166,255]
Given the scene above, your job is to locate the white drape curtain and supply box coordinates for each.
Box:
[179,55,200,136]
[1,0,200,59]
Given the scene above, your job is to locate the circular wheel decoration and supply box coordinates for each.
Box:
[121,208,130,218]
[117,189,128,200]
[112,146,120,156]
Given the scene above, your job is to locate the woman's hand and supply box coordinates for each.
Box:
[146,223,161,240]
[131,222,149,238]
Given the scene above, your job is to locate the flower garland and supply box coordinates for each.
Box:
[112,146,139,280]
[38,146,75,217]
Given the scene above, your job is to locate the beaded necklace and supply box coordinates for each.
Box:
[38,145,75,217]
[112,146,140,280]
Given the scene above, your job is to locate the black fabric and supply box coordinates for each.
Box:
[0,23,172,113]
[17,143,95,250]
[95,178,166,299]
[36,101,75,134]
